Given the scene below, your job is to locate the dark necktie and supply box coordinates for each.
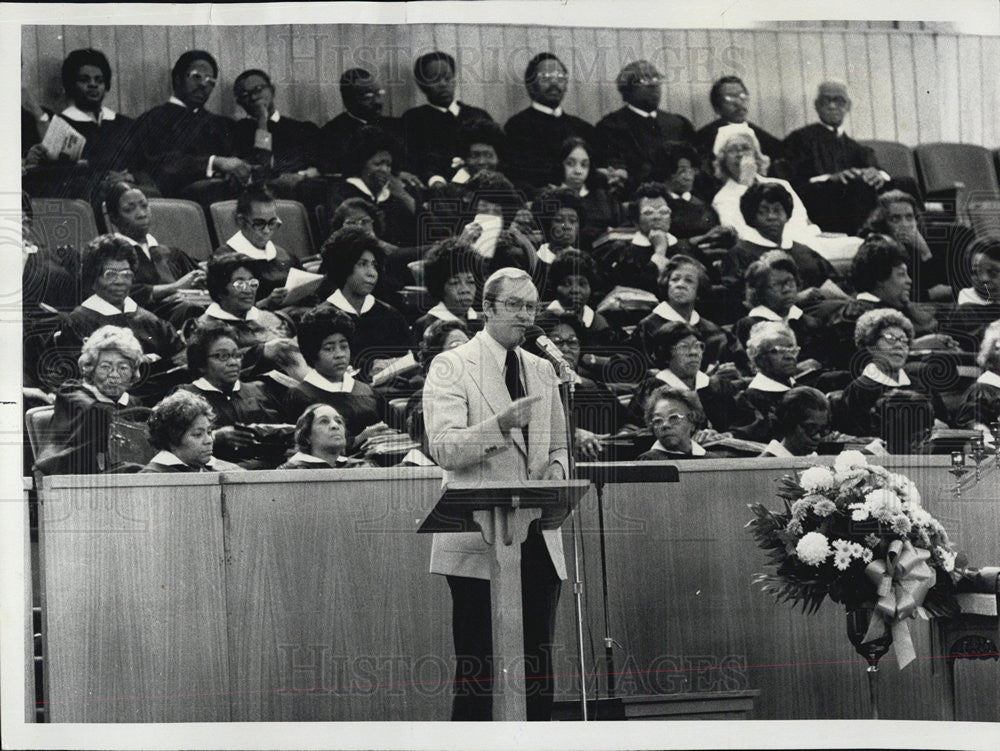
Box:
[505,349,528,452]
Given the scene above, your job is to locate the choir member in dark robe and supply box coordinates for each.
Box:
[532,313,632,462]
[58,235,185,371]
[654,142,720,239]
[729,321,800,442]
[694,76,783,174]
[411,238,484,347]
[212,183,301,307]
[539,249,619,354]
[832,308,939,450]
[324,126,417,247]
[759,386,830,458]
[231,68,321,196]
[942,236,1000,346]
[319,68,400,175]
[637,386,723,460]
[278,403,370,468]
[629,254,727,370]
[783,82,901,236]
[141,390,242,472]
[529,186,583,292]
[955,320,1000,437]
[128,50,248,204]
[626,321,737,432]
[22,48,152,202]
[314,228,411,378]
[104,181,206,326]
[35,326,149,476]
[282,304,390,447]
[504,53,598,192]
[401,51,494,186]
[552,137,621,251]
[176,323,283,467]
[596,60,696,193]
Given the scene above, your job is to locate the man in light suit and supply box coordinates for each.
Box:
[423,266,568,721]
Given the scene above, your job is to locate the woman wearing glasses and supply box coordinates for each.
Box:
[729,321,802,442]
[176,322,283,467]
[637,386,721,460]
[35,326,151,475]
[760,386,831,458]
[213,184,301,310]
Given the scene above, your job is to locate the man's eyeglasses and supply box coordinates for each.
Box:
[358,88,386,102]
[650,412,689,428]
[187,71,217,87]
[878,332,910,347]
[494,297,538,315]
[100,269,134,282]
[536,72,568,83]
[246,217,282,232]
[633,75,662,86]
[722,92,750,102]
[230,279,260,293]
[208,351,243,364]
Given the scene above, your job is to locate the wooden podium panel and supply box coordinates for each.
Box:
[220,467,452,721]
[40,474,231,722]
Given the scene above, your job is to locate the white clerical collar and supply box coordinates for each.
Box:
[428,100,461,117]
[861,362,911,387]
[669,190,693,202]
[958,287,992,306]
[977,371,1000,389]
[114,232,158,260]
[536,243,557,264]
[205,302,263,322]
[652,301,700,326]
[286,451,347,467]
[655,368,710,391]
[150,450,217,470]
[748,372,794,392]
[631,231,677,248]
[226,230,276,261]
[303,368,355,393]
[81,294,138,315]
[743,226,792,250]
[856,292,883,303]
[401,448,436,466]
[427,301,478,322]
[651,439,706,456]
[626,103,656,119]
[764,439,795,458]
[346,176,390,203]
[192,377,241,393]
[81,381,131,406]
[531,101,563,118]
[61,105,117,124]
[820,122,845,137]
[546,299,595,327]
[747,304,803,322]
[328,288,375,315]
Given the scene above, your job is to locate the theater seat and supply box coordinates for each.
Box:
[29,198,98,251]
[147,198,214,261]
[24,405,55,466]
[209,200,316,261]
[915,144,1000,226]
[860,140,920,194]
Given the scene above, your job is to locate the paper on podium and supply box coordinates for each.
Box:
[281,267,325,305]
[41,116,86,162]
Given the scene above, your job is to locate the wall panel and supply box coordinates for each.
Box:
[20,24,999,148]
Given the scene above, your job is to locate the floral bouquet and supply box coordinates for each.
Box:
[747,450,961,669]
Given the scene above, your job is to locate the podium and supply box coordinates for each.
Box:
[419,479,591,721]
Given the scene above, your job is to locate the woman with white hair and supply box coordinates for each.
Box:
[729,320,801,442]
[955,320,1000,439]
[35,325,150,475]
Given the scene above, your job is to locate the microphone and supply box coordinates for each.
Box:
[524,325,577,378]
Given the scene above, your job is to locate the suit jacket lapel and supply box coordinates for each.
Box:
[467,335,528,457]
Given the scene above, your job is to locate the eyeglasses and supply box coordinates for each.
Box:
[494,297,538,315]
[343,217,374,228]
[722,92,750,102]
[208,351,243,364]
[549,336,580,347]
[650,412,689,428]
[247,217,282,232]
[878,332,910,347]
[673,342,706,355]
[100,269,134,282]
[94,363,134,377]
[358,88,386,102]
[634,75,662,86]
[236,83,270,99]
[230,279,260,292]
[818,95,848,107]
[187,71,217,86]
[768,345,801,356]
[536,72,569,83]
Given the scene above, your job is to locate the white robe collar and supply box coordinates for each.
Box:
[655,368,710,391]
[862,362,911,387]
[286,451,347,467]
[427,301,478,322]
[626,104,656,119]
[81,294,138,315]
[651,301,700,326]
[427,100,461,117]
[748,372,794,392]
[191,377,241,393]
[81,381,131,406]
[226,230,276,261]
[650,438,706,456]
[114,232,159,260]
[61,105,116,123]
[536,243,558,264]
[631,231,677,248]
[747,304,803,322]
[303,368,355,393]
[977,370,1000,389]
[328,288,375,315]
[149,450,217,469]
[958,287,992,306]
[531,101,563,118]
[205,302,262,322]
[346,176,390,203]
[742,226,793,250]
[546,299,595,327]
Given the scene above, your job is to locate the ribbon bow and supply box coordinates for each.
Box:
[863,540,936,669]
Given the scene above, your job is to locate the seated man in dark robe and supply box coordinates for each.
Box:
[401,51,494,187]
[783,82,903,236]
[320,68,401,175]
[128,50,249,204]
[596,60,696,194]
[504,52,597,193]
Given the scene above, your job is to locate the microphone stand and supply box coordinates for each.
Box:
[555,358,588,721]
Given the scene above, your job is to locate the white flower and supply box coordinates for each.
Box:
[909,506,934,527]
[833,550,853,571]
[799,466,835,493]
[834,450,868,473]
[864,488,903,515]
[832,538,852,553]
[861,549,874,564]
[796,532,831,566]
[891,514,912,536]
[936,546,957,573]
[849,542,865,559]
[813,499,837,517]
[850,503,869,522]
